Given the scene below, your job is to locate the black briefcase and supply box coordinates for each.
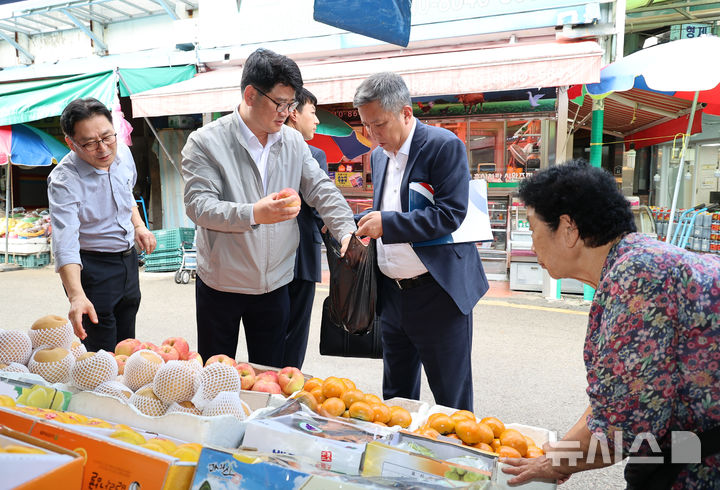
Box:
[319,297,383,359]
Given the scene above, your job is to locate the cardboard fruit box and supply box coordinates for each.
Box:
[0,407,196,490]
[0,425,83,490]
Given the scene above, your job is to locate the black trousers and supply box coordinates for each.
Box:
[196,275,290,368]
[79,249,140,353]
[283,278,316,369]
[378,273,474,412]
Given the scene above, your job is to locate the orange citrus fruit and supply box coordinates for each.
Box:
[417,427,440,439]
[491,438,502,452]
[525,446,544,458]
[342,410,350,418]
[341,389,365,408]
[341,378,356,390]
[453,410,476,421]
[524,435,537,448]
[322,377,347,399]
[309,387,326,404]
[372,404,392,424]
[480,417,505,438]
[445,433,460,440]
[429,414,455,435]
[497,446,522,459]
[387,407,412,428]
[364,393,382,405]
[455,420,483,445]
[348,401,374,422]
[303,378,323,392]
[293,390,318,412]
[473,442,494,452]
[500,429,528,457]
[320,397,346,417]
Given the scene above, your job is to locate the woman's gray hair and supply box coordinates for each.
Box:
[353,72,412,113]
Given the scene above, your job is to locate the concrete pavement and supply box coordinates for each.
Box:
[0,265,625,488]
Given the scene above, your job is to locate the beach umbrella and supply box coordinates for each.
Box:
[309,109,372,162]
[0,124,69,264]
[584,35,720,242]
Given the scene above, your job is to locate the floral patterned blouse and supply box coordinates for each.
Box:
[584,233,720,488]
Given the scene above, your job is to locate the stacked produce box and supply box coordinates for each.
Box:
[144,227,195,272]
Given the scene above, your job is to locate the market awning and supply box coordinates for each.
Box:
[118,65,197,97]
[0,71,116,126]
[130,40,603,116]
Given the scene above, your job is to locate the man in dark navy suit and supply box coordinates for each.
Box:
[354,73,488,411]
[282,88,328,369]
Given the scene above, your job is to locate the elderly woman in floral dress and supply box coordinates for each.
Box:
[502,160,720,489]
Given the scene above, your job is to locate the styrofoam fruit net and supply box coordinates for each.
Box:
[28,315,75,349]
[0,330,33,365]
[28,347,75,384]
[166,400,202,416]
[153,360,198,405]
[129,383,168,417]
[94,380,134,402]
[70,350,118,391]
[0,362,30,373]
[193,362,241,409]
[69,340,87,359]
[201,391,250,419]
[123,349,164,391]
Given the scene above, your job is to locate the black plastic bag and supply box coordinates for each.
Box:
[319,297,383,359]
[321,231,377,335]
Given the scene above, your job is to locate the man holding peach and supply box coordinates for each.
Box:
[181,48,355,368]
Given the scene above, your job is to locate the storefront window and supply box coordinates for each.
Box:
[506,120,542,176]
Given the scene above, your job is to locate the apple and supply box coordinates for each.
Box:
[115,338,141,357]
[187,351,203,365]
[235,363,256,391]
[275,187,301,207]
[256,370,278,383]
[162,337,190,360]
[156,345,180,362]
[251,379,282,394]
[114,354,128,375]
[137,342,158,352]
[205,354,236,367]
[278,366,305,396]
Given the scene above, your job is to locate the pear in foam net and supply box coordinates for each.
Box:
[69,339,87,359]
[166,400,202,416]
[0,362,29,373]
[202,391,250,419]
[123,349,164,391]
[94,380,134,402]
[70,350,118,391]
[0,330,33,365]
[129,384,168,417]
[197,362,241,405]
[153,360,198,405]
[28,315,74,349]
[28,347,75,384]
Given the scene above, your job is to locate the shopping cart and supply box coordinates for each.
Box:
[675,203,720,249]
[174,236,197,285]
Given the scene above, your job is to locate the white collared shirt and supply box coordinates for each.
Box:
[377,117,428,279]
[236,109,281,194]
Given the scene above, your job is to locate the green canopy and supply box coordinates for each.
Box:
[118,65,196,97]
[0,71,116,126]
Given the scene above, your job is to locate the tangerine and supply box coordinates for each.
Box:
[455,420,484,445]
[450,412,474,425]
[348,401,374,422]
[427,413,445,425]
[499,429,528,457]
[322,377,347,399]
[524,435,537,448]
[293,390,318,412]
[491,438,502,452]
[341,389,365,408]
[303,378,323,392]
[309,387,326,404]
[525,446,544,458]
[372,404,392,424]
[417,427,440,439]
[320,397,346,417]
[473,442,494,452]
[364,393,382,405]
[453,410,476,421]
[342,410,350,418]
[387,407,412,428]
[445,433,460,440]
[480,417,505,438]
[341,378,356,390]
[497,445,522,459]
[429,414,455,435]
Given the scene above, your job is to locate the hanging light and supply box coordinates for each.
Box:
[684,171,692,181]
[653,173,661,183]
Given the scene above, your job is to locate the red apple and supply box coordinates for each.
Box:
[114,354,128,375]
[278,366,305,396]
[137,341,158,352]
[156,345,180,362]
[251,379,282,394]
[275,187,300,207]
[256,370,278,383]
[162,337,190,360]
[115,338,141,357]
[187,351,203,366]
[205,354,236,367]
[235,363,256,391]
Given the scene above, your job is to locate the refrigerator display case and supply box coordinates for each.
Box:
[478,191,511,280]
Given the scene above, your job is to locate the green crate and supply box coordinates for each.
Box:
[145,249,184,262]
[7,252,51,268]
[144,262,182,273]
[151,228,195,252]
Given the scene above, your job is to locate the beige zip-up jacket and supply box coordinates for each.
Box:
[181,109,356,294]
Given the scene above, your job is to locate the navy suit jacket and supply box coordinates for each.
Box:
[294,145,328,282]
[362,120,488,315]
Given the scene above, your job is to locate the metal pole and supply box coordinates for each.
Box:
[585,98,605,301]
[4,164,9,264]
[665,90,700,243]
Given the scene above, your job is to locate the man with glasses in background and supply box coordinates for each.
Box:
[48,97,156,352]
[182,48,355,368]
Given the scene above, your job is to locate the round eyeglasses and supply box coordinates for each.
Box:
[76,133,117,152]
[253,86,299,113]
